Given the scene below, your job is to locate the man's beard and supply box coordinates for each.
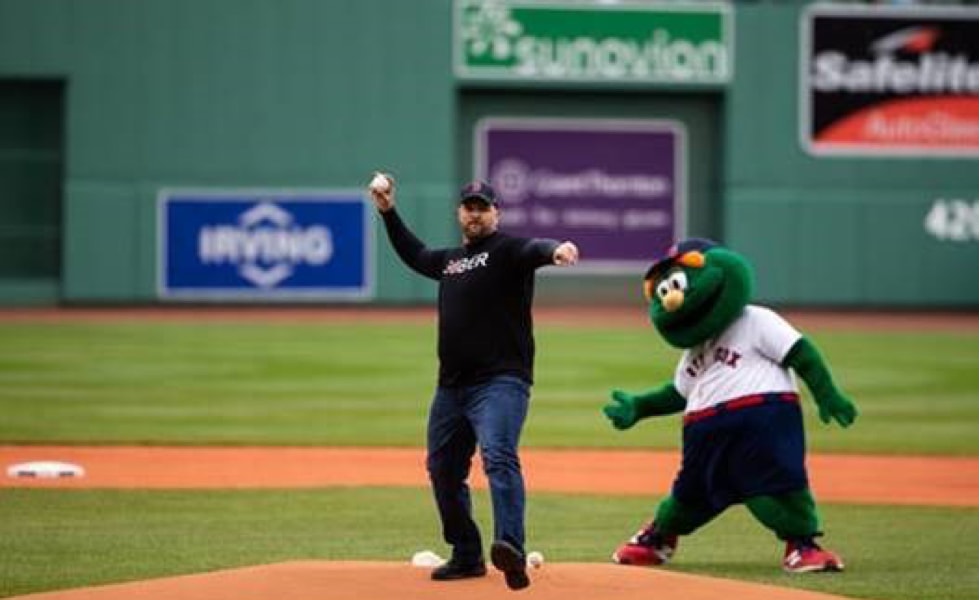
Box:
[463,221,494,243]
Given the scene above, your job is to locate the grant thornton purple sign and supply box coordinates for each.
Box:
[475,118,685,272]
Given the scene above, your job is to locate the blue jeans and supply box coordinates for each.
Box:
[426,374,530,563]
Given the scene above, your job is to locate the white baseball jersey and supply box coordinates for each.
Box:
[674,305,802,413]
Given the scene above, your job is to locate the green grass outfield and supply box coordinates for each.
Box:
[0,318,976,599]
[0,320,974,453]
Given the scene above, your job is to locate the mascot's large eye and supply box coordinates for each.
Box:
[655,271,688,298]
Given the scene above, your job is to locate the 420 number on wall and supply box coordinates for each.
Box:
[923,198,978,242]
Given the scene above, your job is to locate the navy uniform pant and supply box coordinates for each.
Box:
[657,399,822,540]
[426,375,530,563]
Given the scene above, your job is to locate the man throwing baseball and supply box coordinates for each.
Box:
[368,173,579,591]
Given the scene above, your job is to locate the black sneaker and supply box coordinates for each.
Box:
[430,558,487,581]
[490,540,530,591]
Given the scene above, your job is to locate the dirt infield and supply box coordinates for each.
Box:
[1,446,975,507]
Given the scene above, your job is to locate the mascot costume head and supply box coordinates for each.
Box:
[642,238,752,349]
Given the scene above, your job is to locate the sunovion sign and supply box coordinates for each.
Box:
[158,190,372,300]
[801,5,978,156]
[476,118,685,273]
[454,0,732,84]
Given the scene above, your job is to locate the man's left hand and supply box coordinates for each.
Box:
[553,242,579,266]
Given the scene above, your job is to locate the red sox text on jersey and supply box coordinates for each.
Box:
[685,346,742,378]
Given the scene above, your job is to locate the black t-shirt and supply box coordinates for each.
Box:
[381,209,559,387]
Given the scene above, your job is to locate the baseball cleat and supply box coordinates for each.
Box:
[612,522,678,566]
[491,540,530,590]
[783,540,844,573]
[430,558,487,581]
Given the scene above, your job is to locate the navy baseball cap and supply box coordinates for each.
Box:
[459,180,497,206]
[644,238,718,280]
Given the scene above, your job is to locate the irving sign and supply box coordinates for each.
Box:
[157,190,372,301]
[801,5,978,157]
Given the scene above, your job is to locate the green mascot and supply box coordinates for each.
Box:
[603,238,858,573]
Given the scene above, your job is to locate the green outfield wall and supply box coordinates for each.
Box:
[0,0,975,307]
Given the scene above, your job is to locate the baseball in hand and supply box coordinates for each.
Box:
[369,172,391,194]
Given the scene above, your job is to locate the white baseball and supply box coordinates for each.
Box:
[527,551,544,568]
[370,172,391,193]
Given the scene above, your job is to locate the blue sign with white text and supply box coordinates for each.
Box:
[159,191,372,300]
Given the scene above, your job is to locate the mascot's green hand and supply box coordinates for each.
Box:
[817,391,858,428]
[603,385,686,430]
[783,337,858,431]
[603,390,639,430]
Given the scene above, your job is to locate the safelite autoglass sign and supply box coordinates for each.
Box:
[454,0,732,84]
[801,5,978,156]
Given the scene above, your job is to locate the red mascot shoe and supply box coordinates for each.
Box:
[612,522,678,566]
[783,539,845,573]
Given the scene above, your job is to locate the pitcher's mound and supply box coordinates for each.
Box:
[13,561,854,600]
